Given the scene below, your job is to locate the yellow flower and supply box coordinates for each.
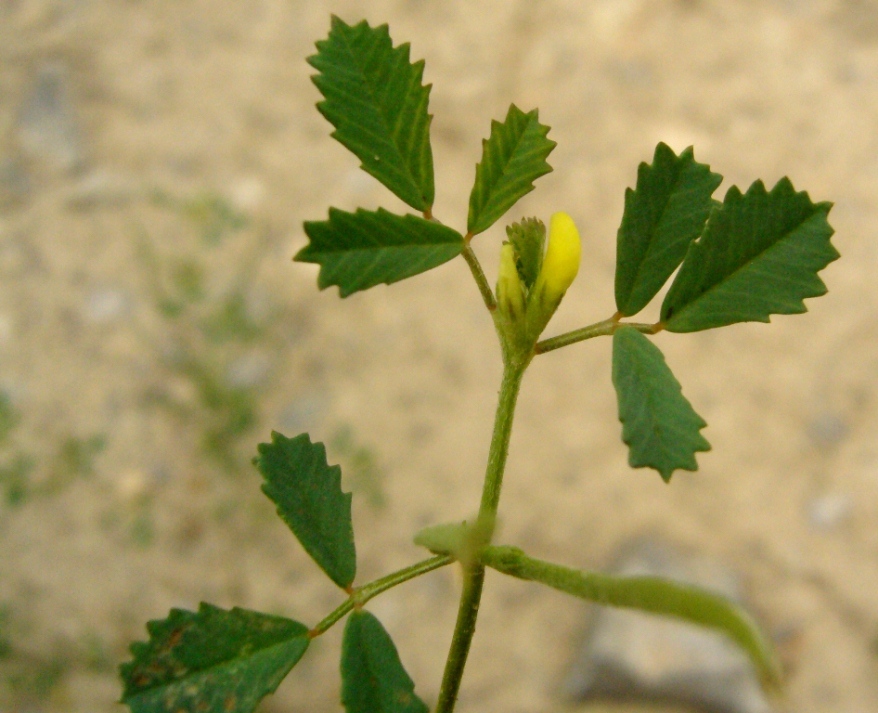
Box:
[539,212,581,301]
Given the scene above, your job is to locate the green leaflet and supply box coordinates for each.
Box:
[308,16,435,211]
[615,143,722,316]
[297,208,464,297]
[481,545,782,688]
[612,326,710,481]
[661,177,837,332]
[468,105,556,236]
[255,432,356,589]
[120,604,310,713]
[341,610,429,713]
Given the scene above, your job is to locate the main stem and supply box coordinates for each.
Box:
[434,360,526,713]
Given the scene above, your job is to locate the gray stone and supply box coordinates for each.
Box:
[564,537,774,713]
[16,62,84,172]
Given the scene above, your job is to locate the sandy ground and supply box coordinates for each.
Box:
[2,1,878,712]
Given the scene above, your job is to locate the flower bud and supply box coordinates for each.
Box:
[539,212,581,301]
[524,212,581,341]
[496,242,526,319]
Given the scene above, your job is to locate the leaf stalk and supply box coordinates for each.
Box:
[460,242,497,312]
[535,316,660,354]
[309,554,453,638]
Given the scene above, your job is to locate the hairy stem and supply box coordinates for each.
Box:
[309,555,453,637]
[435,362,526,713]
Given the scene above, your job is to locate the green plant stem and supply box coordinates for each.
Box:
[461,242,497,312]
[435,362,526,713]
[535,317,659,354]
[309,554,453,637]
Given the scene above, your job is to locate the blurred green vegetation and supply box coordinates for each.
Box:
[0,389,107,508]
[0,603,115,706]
[136,189,280,476]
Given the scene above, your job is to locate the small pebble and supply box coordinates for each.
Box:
[83,288,130,324]
[808,412,849,449]
[807,492,852,530]
[278,394,327,433]
[225,351,271,389]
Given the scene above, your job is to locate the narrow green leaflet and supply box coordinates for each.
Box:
[255,431,356,589]
[661,178,837,332]
[341,610,429,713]
[615,143,722,316]
[309,16,434,211]
[120,604,310,713]
[297,208,464,297]
[612,326,709,481]
[467,105,556,236]
[480,545,782,688]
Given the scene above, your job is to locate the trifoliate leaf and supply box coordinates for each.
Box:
[120,604,310,713]
[297,208,464,297]
[615,143,722,316]
[308,17,434,211]
[341,610,429,713]
[467,105,556,236]
[505,217,546,289]
[612,326,709,481]
[255,432,356,588]
[480,545,782,688]
[661,178,837,332]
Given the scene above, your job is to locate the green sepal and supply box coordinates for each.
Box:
[297,208,464,297]
[481,545,782,689]
[615,143,722,316]
[467,105,556,236]
[505,217,546,290]
[612,326,710,481]
[255,431,356,588]
[661,178,837,332]
[308,16,434,211]
[341,610,429,713]
[120,603,310,713]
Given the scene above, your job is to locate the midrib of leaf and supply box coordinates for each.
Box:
[625,177,708,303]
[338,29,423,198]
[484,120,536,200]
[665,208,830,326]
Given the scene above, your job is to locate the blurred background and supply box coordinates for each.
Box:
[1,1,877,711]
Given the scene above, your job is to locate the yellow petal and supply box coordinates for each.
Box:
[540,212,581,299]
